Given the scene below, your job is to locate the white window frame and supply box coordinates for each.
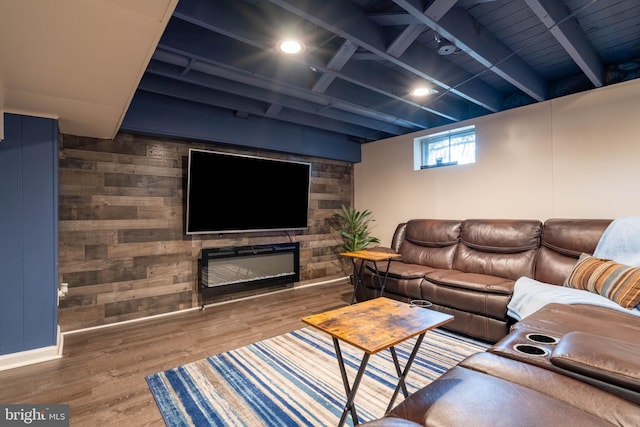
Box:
[413,125,476,170]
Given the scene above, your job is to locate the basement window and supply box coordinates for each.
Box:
[414,126,476,169]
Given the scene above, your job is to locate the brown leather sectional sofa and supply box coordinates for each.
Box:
[357,218,640,425]
[355,218,612,342]
[364,303,640,426]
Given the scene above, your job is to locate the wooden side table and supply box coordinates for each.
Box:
[302,297,454,426]
[340,250,402,304]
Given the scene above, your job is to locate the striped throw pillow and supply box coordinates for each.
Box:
[564,253,640,309]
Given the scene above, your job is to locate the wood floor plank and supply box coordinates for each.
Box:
[0,280,352,426]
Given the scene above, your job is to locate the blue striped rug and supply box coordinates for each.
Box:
[146,327,489,426]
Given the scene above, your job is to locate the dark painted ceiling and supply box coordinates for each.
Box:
[126,0,640,151]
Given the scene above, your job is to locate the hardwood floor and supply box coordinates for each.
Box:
[0,280,353,426]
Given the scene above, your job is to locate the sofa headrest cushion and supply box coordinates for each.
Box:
[542,219,612,255]
[460,220,541,253]
[404,219,461,248]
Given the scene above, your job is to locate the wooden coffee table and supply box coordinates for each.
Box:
[302,297,454,426]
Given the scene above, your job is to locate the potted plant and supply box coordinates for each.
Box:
[332,205,380,252]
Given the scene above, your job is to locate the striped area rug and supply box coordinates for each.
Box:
[146,327,489,426]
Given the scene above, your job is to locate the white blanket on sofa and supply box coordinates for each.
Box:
[507,276,640,321]
[594,216,640,266]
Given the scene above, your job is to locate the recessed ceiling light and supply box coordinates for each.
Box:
[277,39,305,54]
[411,87,436,97]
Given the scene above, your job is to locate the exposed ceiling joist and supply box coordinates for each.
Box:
[147,51,412,135]
[4,0,638,162]
[393,0,548,101]
[311,40,358,92]
[268,0,503,112]
[167,0,449,134]
[386,23,426,57]
[525,0,604,87]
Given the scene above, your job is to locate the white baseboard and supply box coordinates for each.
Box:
[64,276,349,336]
[0,326,64,371]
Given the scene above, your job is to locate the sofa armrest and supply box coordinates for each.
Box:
[551,331,640,392]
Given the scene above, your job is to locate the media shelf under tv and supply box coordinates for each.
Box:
[198,242,300,305]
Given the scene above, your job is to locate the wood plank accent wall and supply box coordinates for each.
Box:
[58,133,353,331]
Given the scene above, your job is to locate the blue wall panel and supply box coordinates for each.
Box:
[0,115,26,354]
[0,114,58,355]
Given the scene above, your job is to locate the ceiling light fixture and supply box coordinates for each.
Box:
[277,39,305,54]
[411,87,437,97]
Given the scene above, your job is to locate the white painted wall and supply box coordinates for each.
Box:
[355,79,640,246]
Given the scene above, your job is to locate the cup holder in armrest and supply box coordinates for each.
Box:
[526,333,559,345]
[513,344,549,357]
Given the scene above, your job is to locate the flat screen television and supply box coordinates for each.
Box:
[186,149,311,234]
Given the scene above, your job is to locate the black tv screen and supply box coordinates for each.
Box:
[186,149,311,234]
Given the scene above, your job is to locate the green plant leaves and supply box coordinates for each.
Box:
[332,205,380,252]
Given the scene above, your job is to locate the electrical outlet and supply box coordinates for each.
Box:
[58,283,69,306]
